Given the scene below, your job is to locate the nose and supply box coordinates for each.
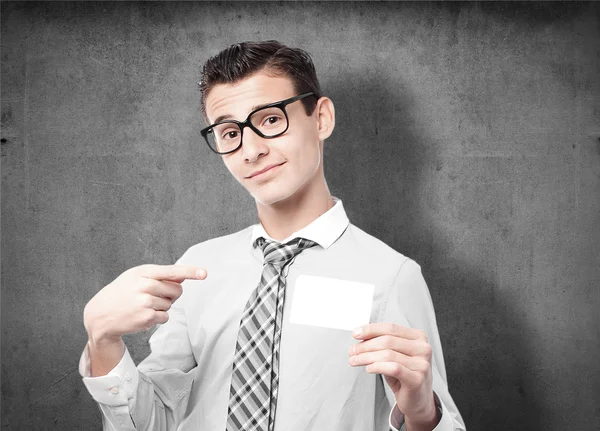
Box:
[241,126,269,162]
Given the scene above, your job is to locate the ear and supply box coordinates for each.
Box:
[315,97,335,141]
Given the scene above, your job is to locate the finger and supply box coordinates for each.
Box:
[350,350,429,372]
[350,349,408,367]
[153,310,169,325]
[143,294,172,311]
[160,281,183,300]
[350,335,431,357]
[144,309,169,327]
[138,264,207,282]
[143,280,183,301]
[352,323,426,342]
[364,361,422,388]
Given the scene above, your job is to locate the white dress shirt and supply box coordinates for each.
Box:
[79,199,465,430]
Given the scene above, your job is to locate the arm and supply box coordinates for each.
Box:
[349,258,465,431]
[383,259,465,431]
[79,264,205,430]
[80,296,196,430]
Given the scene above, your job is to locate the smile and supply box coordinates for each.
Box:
[247,163,285,179]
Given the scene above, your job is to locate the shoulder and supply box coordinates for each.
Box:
[346,226,436,324]
[329,223,423,286]
[176,225,254,265]
[341,223,416,268]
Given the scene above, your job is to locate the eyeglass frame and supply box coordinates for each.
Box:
[200,92,317,155]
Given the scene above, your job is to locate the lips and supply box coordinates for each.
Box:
[247,162,285,179]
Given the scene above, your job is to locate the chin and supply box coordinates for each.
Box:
[246,171,317,207]
[248,182,297,207]
[252,190,292,207]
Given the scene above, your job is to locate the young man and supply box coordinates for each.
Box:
[80,41,465,431]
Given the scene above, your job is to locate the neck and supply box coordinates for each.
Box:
[256,176,334,241]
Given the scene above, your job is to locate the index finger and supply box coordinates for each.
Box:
[138,264,207,282]
[352,323,425,341]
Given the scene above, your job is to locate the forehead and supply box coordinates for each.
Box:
[205,72,296,124]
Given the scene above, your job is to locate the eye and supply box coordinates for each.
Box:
[222,130,239,140]
[264,116,281,126]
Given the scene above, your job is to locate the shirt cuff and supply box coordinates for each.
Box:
[78,341,139,406]
[389,402,406,431]
[388,392,452,431]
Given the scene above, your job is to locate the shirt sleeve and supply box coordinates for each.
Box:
[383,258,466,431]
[79,276,197,430]
[388,391,458,431]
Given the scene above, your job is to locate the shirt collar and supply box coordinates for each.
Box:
[251,197,349,250]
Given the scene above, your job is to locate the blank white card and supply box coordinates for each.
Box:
[289,275,374,331]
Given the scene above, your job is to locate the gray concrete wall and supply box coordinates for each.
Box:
[2,2,599,430]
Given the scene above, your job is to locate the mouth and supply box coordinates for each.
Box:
[246,162,285,179]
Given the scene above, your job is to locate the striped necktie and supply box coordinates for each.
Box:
[227,237,318,431]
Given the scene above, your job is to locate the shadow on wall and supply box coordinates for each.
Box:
[324,67,544,430]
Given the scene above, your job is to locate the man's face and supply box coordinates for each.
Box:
[204,72,328,207]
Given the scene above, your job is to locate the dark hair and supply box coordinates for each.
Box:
[199,40,322,122]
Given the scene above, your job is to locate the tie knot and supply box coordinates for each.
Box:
[256,237,318,266]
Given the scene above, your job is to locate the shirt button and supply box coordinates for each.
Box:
[110,387,120,394]
[124,372,131,381]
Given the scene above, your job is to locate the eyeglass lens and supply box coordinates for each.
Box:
[206,106,288,153]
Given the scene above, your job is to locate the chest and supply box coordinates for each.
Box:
[185,256,395,369]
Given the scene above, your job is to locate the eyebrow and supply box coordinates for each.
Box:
[211,101,276,125]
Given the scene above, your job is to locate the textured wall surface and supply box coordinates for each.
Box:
[2,2,599,430]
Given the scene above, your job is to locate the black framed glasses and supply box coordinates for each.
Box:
[201,92,316,154]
